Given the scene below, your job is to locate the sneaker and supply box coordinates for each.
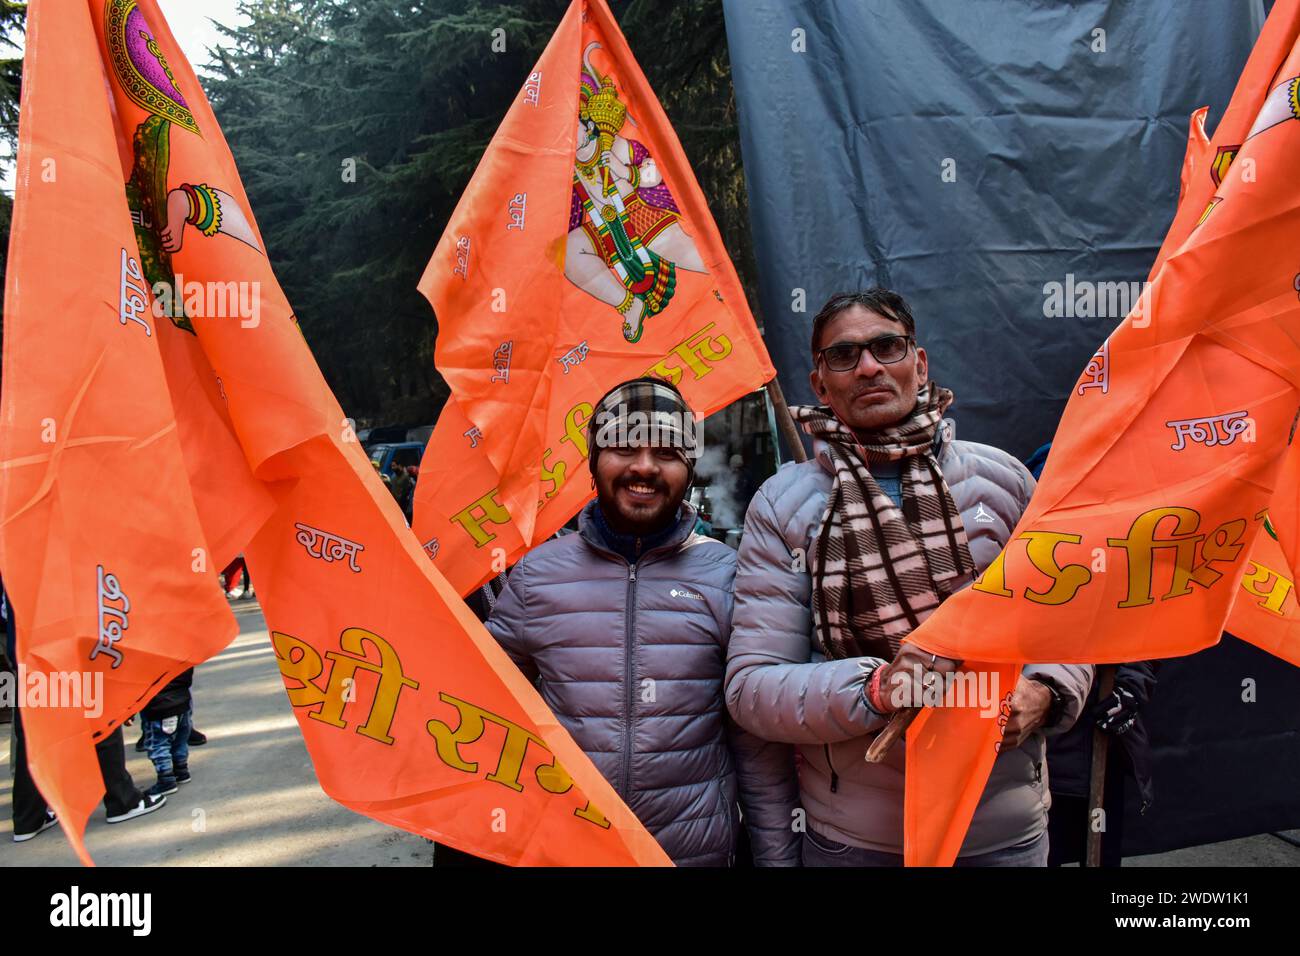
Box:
[105,793,166,824]
[188,728,207,747]
[13,809,58,843]
[175,765,191,785]
[147,777,178,798]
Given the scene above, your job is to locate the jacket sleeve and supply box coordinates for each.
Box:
[1114,659,1159,706]
[483,557,539,684]
[725,481,888,745]
[1024,663,1094,736]
[713,563,802,867]
[727,718,802,866]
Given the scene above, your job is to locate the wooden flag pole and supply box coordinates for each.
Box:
[865,705,920,761]
[1085,664,1117,867]
[764,376,808,464]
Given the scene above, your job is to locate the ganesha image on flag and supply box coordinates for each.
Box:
[107,0,262,332]
[565,43,706,343]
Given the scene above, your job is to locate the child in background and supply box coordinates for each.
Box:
[142,668,195,796]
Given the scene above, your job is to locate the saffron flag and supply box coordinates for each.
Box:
[900,0,1300,866]
[413,0,774,596]
[0,0,238,865]
[2,0,668,866]
[1163,99,1300,670]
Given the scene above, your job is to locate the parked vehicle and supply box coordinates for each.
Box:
[361,424,417,452]
[359,424,435,455]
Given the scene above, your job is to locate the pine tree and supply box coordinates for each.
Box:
[205,0,754,425]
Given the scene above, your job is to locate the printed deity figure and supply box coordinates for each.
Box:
[565,42,706,343]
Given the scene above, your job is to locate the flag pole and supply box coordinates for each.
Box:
[1085,664,1117,866]
[764,376,808,464]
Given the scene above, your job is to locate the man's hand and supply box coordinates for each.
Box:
[874,643,962,714]
[1000,676,1053,748]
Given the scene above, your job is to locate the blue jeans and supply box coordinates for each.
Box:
[144,708,192,784]
[801,828,1049,867]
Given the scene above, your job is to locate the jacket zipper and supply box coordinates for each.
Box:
[622,561,638,798]
[824,743,839,793]
[579,518,685,798]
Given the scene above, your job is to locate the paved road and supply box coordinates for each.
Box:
[3,600,1296,867]
[1,600,432,866]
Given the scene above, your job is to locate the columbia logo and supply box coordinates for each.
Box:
[973,503,995,523]
[670,587,705,602]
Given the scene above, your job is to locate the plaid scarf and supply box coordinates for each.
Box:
[791,384,975,661]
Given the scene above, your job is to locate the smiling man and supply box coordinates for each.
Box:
[725,289,1093,866]
[483,377,799,866]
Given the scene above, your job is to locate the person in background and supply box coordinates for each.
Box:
[4,585,167,841]
[400,465,419,523]
[140,667,196,798]
[1046,661,1158,866]
[389,462,413,515]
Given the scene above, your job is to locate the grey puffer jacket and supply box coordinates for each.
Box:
[725,422,1094,858]
[486,500,801,866]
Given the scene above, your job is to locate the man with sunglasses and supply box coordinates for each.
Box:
[725,289,1092,866]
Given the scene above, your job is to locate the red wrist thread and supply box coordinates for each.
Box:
[868,664,889,713]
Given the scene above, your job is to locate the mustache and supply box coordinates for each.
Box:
[850,380,896,398]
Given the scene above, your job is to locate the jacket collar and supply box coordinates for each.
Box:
[578,498,699,565]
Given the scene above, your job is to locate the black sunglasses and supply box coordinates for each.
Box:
[817,335,914,372]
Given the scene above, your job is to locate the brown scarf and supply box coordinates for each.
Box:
[791,384,975,661]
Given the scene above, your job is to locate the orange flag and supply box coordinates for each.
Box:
[0,0,238,865]
[413,0,774,595]
[3,0,667,866]
[901,0,1300,865]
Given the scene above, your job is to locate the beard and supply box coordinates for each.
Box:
[597,470,683,536]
